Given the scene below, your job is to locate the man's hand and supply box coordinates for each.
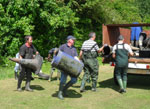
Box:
[74,56,80,61]
[47,57,51,62]
[36,51,39,55]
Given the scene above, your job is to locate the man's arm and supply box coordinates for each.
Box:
[36,51,39,55]
[112,45,116,58]
[19,45,25,59]
[129,51,134,56]
[79,50,83,60]
[126,44,134,56]
[19,55,23,59]
[48,54,52,61]
[112,53,116,58]
[97,45,104,53]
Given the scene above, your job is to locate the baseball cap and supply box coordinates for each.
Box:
[67,35,76,40]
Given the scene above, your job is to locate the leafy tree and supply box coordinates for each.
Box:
[0,0,150,65]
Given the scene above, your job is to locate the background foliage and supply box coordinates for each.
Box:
[0,0,150,64]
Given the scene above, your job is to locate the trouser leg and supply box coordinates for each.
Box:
[63,81,73,96]
[115,67,125,93]
[25,69,33,92]
[58,72,67,100]
[80,65,90,92]
[90,59,99,91]
[17,66,25,91]
[58,83,64,100]
[122,68,127,90]
[14,64,20,80]
[14,71,18,80]
[63,76,77,96]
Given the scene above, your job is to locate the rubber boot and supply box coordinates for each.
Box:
[63,81,73,96]
[123,80,127,93]
[15,71,18,80]
[80,80,86,93]
[58,83,64,100]
[117,78,124,93]
[25,80,33,92]
[91,82,97,92]
[17,78,22,92]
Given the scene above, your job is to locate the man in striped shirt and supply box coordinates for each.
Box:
[79,32,104,92]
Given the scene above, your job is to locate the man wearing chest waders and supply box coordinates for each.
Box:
[112,35,134,93]
[79,32,104,92]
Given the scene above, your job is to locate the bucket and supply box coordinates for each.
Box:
[51,50,84,77]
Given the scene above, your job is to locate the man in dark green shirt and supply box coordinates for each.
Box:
[112,35,133,93]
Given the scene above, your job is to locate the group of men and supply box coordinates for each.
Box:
[15,32,133,100]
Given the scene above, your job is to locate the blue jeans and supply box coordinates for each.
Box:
[60,71,77,85]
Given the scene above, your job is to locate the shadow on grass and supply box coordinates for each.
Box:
[38,77,60,81]
[99,75,150,91]
[22,85,45,91]
[98,78,118,92]
[52,89,82,98]
[72,85,95,91]
[127,75,150,90]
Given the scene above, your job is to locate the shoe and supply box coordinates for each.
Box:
[58,91,64,100]
[25,87,33,92]
[119,89,126,94]
[91,82,97,92]
[14,71,18,80]
[25,81,33,92]
[123,89,126,93]
[17,88,22,92]
[48,78,52,82]
[80,89,85,93]
[91,88,96,92]
[80,81,86,93]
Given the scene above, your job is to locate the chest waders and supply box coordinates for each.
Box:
[115,43,128,93]
[80,44,99,92]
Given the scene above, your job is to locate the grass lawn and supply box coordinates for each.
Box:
[0,62,150,109]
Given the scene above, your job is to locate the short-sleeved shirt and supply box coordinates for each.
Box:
[19,44,37,59]
[81,39,99,52]
[59,44,78,57]
[112,42,133,54]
